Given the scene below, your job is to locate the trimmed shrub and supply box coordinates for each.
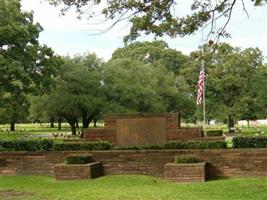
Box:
[174,156,200,164]
[206,130,223,137]
[164,141,227,149]
[233,136,267,148]
[113,141,227,150]
[0,145,6,151]
[164,141,184,149]
[0,140,54,151]
[53,141,113,151]
[65,156,93,164]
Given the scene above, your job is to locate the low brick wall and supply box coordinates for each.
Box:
[164,162,206,182]
[1,149,267,178]
[55,162,103,180]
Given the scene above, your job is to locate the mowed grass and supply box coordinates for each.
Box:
[1,175,267,200]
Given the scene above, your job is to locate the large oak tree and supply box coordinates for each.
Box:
[0,0,60,131]
[47,0,266,42]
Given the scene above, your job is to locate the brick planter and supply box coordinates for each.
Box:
[54,162,103,180]
[164,162,207,182]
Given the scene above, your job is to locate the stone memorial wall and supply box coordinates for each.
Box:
[83,113,204,146]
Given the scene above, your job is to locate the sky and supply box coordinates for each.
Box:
[21,0,267,61]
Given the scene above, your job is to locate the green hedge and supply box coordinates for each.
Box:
[0,140,54,151]
[174,156,200,164]
[233,136,267,148]
[0,140,227,151]
[0,145,6,151]
[206,130,223,137]
[0,140,112,151]
[114,141,227,150]
[65,156,93,164]
[53,141,113,151]
[164,141,227,149]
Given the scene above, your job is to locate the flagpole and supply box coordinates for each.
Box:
[201,28,206,135]
[202,47,206,135]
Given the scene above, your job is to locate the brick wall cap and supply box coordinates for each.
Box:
[104,113,179,118]
[165,162,207,167]
[55,161,101,167]
[83,128,114,131]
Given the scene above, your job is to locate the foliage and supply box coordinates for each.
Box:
[65,155,93,164]
[47,0,267,43]
[0,140,112,151]
[0,145,5,151]
[44,54,104,134]
[103,57,193,116]
[53,141,113,151]
[0,0,61,131]
[164,141,227,149]
[112,40,189,75]
[114,141,227,150]
[174,156,200,164]
[2,175,267,199]
[0,94,30,125]
[27,95,50,122]
[181,43,266,127]
[206,130,223,137]
[0,140,54,151]
[232,136,267,148]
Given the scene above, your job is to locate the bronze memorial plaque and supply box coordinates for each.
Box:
[116,118,166,146]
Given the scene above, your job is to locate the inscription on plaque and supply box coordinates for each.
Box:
[116,118,166,146]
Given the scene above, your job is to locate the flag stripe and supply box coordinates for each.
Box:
[197,68,205,105]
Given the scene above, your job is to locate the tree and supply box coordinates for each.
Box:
[112,40,189,75]
[0,0,60,131]
[0,93,29,131]
[72,53,105,128]
[45,55,104,135]
[181,43,266,132]
[47,0,266,42]
[103,58,193,116]
[241,64,267,122]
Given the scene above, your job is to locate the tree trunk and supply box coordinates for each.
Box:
[58,115,62,131]
[10,121,15,132]
[50,117,55,128]
[228,115,235,133]
[75,120,79,129]
[247,120,250,127]
[94,118,97,127]
[82,112,94,128]
[70,122,76,135]
[63,114,78,135]
[177,113,181,127]
[194,117,197,125]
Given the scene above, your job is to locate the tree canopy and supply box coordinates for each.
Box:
[43,54,104,134]
[0,0,61,130]
[47,0,266,42]
[181,43,266,130]
[112,40,189,75]
[103,57,194,117]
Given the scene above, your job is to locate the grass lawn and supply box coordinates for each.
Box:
[1,175,267,200]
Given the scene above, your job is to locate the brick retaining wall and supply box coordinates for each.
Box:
[1,149,267,178]
[164,162,206,182]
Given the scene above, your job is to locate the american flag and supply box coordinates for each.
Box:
[196,68,205,105]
